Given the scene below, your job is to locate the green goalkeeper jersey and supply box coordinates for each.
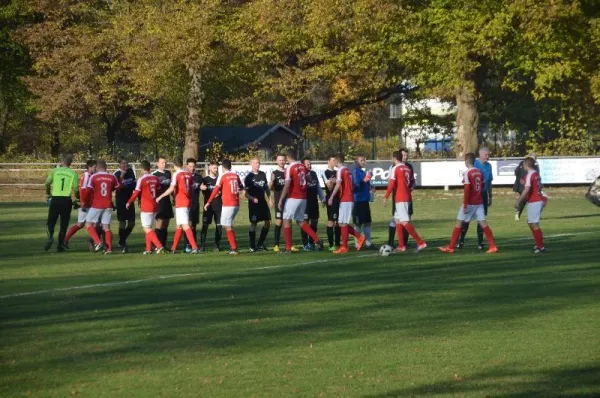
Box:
[45,166,79,198]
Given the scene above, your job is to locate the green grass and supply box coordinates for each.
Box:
[1,189,599,397]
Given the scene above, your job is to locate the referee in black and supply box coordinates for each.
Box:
[44,155,80,252]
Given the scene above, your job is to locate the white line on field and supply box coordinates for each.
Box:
[0,254,379,300]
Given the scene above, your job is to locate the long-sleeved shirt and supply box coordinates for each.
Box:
[352,166,371,202]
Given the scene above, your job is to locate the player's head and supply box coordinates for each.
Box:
[355,155,366,168]
[173,158,183,169]
[118,156,128,170]
[156,155,166,170]
[528,152,537,160]
[97,160,107,172]
[327,154,336,169]
[140,160,151,172]
[222,159,232,171]
[302,156,312,171]
[335,153,345,167]
[61,154,74,167]
[208,161,219,175]
[186,158,196,173]
[86,159,97,173]
[250,157,260,172]
[464,152,476,167]
[285,150,296,163]
[392,151,402,164]
[478,147,490,163]
[276,154,286,168]
[399,148,409,162]
[523,156,536,170]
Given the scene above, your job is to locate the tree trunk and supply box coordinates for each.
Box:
[50,130,60,158]
[183,67,203,161]
[455,84,479,158]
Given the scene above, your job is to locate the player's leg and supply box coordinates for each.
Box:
[249,221,257,252]
[142,212,162,253]
[200,209,211,251]
[65,206,88,246]
[300,214,310,249]
[179,209,198,252]
[476,198,488,249]
[528,202,545,252]
[476,205,497,253]
[326,219,335,249]
[282,199,297,252]
[388,218,396,247]
[221,206,239,254]
[56,197,72,251]
[296,201,323,250]
[214,208,222,251]
[393,202,407,251]
[85,208,104,251]
[45,198,62,251]
[440,206,470,253]
[404,201,414,247]
[398,202,426,251]
[257,219,271,250]
[309,218,318,246]
[335,202,363,253]
[100,210,113,254]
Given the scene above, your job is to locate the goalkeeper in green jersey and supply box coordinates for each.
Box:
[44,154,79,252]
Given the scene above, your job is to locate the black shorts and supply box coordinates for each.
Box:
[304,199,319,220]
[116,201,135,222]
[274,194,284,220]
[249,200,271,223]
[190,206,200,225]
[353,201,372,224]
[326,200,339,222]
[203,206,221,225]
[156,198,174,220]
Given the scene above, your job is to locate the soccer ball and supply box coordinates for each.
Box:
[379,244,393,256]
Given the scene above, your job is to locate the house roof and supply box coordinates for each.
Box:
[199,124,301,152]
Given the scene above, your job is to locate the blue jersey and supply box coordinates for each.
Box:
[474,159,493,192]
[352,166,371,202]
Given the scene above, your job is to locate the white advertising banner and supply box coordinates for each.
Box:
[537,158,600,184]
[420,161,467,186]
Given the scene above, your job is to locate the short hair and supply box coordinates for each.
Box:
[222,159,232,170]
[336,153,345,163]
[465,152,476,165]
[62,154,73,166]
[118,156,127,163]
[327,154,336,160]
[286,150,296,160]
[301,156,311,163]
[186,157,197,165]
[524,157,536,168]
[174,158,183,167]
[209,160,219,166]
[399,147,408,154]
[97,160,107,170]
[392,151,402,161]
[140,160,151,171]
[355,154,366,160]
[86,159,97,168]
[479,147,490,154]
[157,155,166,161]
[276,154,286,159]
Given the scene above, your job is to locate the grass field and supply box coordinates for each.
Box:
[1,188,599,397]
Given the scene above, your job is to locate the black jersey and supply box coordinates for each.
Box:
[244,171,269,203]
[323,168,338,201]
[190,173,203,209]
[271,168,286,201]
[201,175,222,210]
[306,170,319,202]
[152,169,172,197]
[114,168,136,203]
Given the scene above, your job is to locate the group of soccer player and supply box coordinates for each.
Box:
[44,147,548,256]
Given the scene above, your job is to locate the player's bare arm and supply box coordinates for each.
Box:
[328,181,341,207]
[516,186,530,208]
[278,180,291,210]
[156,185,175,203]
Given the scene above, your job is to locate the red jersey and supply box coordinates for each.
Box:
[386,163,413,202]
[79,171,93,208]
[87,171,120,209]
[463,168,484,205]
[128,173,160,212]
[525,170,545,203]
[336,166,354,203]
[215,171,242,207]
[171,170,193,208]
[285,161,308,200]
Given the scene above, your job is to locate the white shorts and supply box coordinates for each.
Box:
[140,212,156,228]
[77,208,89,223]
[527,201,545,224]
[338,201,354,224]
[175,207,190,226]
[283,198,307,222]
[457,204,486,222]
[221,206,239,227]
[86,208,112,225]
[394,202,411,222]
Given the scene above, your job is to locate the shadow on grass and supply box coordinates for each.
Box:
[366,364,600,397]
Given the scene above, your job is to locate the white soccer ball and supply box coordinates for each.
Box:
[379,244,393,256]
